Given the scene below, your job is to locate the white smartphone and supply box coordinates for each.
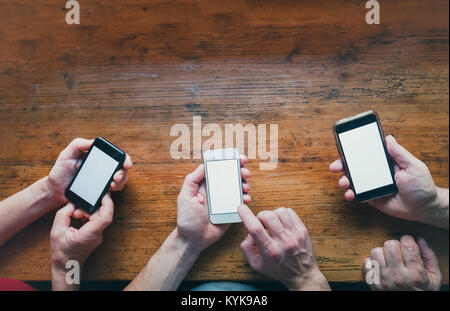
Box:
[203,148,243,224]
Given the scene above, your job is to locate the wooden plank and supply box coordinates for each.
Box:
[0,0,448,283]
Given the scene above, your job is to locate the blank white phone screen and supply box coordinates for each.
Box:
[338,122,393,194]
[70,146,119,205]
[206,159,241,215]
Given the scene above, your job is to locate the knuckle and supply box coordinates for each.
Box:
[371,247,383,257]
[390,270,406,288]
[297,226,309,240]
[240,241,247,250]
[401,237,418,250]
[257,210,270,219]
[71,137,83,147]
[102,216,113,227]
[250,225,265,236]
[385,240,399,248]
[275,207,287,214]
[283,237,298,254]
[50,230,59,242]
[267,246,283,261]
[266,212,278,223]
[401,240,417,249]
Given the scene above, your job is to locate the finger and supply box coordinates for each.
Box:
[344,189,355,201]
[338,175,350,190]
[123,153,133,169]
[241,167,250,179]
[73,208,90,220]
[385,135,418,169]
[363,257,372,275]
[111,171,128,191]
[242,181,250,193]
[239,154,249,167]
[329,159,344,173]
[274,207,295,231]
[400,235,423,268]
[182,164,205,196]
[83,193,114,234]
[383,240,404,268]
[238,205,274,251]
[240,234,259,261]
[370,247,387,268]
[257,210,285,238]
[60,138,94,160]
[417,237,440,274]
[286,208,306,231]
[113,169,124,183]
[368,196,389,210]
[97,192,114,227]
[53,203,76,230]
[243,194,252,204]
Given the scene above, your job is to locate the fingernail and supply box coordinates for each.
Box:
[239,204,248,212]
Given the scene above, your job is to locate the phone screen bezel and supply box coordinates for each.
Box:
[334,112,397,202]
[65,137,126,214]
[204,149,243,224]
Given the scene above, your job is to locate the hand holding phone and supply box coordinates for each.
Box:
[47,138,132,208]
[176,155,251,252]
[333,111,397,202]
[331,134,448,228]
[204,148,245,224]
[65,137,127,214]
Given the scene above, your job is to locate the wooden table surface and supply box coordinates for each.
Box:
[0,0,448,284]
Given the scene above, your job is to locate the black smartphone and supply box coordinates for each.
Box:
[333,111,397,202]
[65,137,126,213]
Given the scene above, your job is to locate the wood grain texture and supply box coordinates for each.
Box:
[0,0,448,283]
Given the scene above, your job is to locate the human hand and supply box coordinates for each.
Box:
[176,155,251,253]
[364,235,441,291]
[47,138,133,206]
[50,193,114,290]
[330,135,449,228]
[238,205,330,291]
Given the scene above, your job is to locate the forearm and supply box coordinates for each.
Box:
[125,228,200,291]
[0,176,62,246]
[427,187,449,230]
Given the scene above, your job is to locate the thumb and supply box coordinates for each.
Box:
[417,237,440,275]
[385,135,418,169]
[59,138,94,160]
[182,164,205,195]
[52,203,76,233]
[240,234,260,266]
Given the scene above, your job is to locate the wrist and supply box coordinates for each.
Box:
[172,228,202,259]
[42,176,67,209]
[426,187,449,229]
[51,263,81,291]
[284,268,331,291]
